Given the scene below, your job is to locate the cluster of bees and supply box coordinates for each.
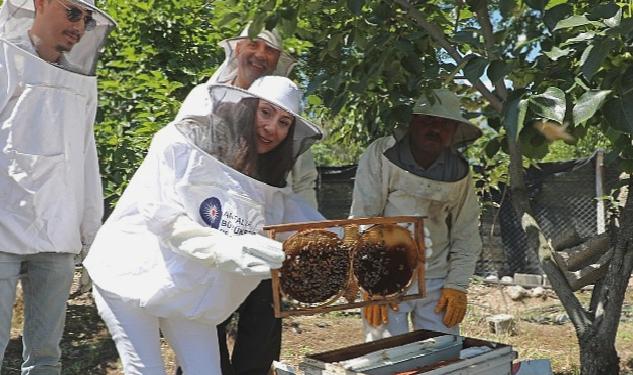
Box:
[279,224,419,305]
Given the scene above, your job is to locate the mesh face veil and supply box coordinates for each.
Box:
[175,78,323,188]
[0,0,115,75]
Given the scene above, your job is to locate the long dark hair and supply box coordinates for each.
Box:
[216,97,295,187]
[257,112,295,188]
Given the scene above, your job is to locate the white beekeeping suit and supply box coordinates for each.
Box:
[84,76,324,373]
[0,0,114,256]
[176,25,320,207]
[0,0,114,372]
[351,89,483,340]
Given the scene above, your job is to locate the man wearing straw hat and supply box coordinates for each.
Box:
[350,89,483,340]
[0,0,115,372]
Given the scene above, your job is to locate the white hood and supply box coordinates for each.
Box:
[0,0,115,75]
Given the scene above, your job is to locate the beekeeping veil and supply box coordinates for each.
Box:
[175,75,323,187]
[393,89,482,147]
[210,24,296,84]
[0,0,115,75]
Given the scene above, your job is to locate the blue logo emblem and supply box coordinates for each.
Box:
[199,197,222,229]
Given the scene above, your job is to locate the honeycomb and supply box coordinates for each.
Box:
[280,229,350,304]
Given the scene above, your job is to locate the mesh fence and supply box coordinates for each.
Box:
[316,153,622,277]
[476,153,622,277]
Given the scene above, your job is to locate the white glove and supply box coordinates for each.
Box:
[166,215,284,276]
[424,226,433,258]
[215,234,285,276]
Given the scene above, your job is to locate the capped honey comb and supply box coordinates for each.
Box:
[280,229,350,304]
[353,224,418,297]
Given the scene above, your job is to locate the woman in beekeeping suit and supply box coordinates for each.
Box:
[84,75,324,374]
[0,0,114,372]
[176,24,320,209]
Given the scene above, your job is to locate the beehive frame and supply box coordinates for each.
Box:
[264,216,427,318]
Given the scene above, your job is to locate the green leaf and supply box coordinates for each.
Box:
[604,8,622,28]
[453,30,481,47]
[545,0,569,9]
[529,87,566,124]
[554,15,599,31]
[485,138,501,158]
[587,3,619,21]
[503,92,529,141]
[603,93,633,134]
[573,90,612,125]
[560,31,596,47]
[218,11,240,26]
[499,0,516,18]
[487,60,511,82]
[401,55,424,74]
[459,8,474,19]
[544,4,573,31]
[580,40,617,80]
[524,0,546,11]
[347,0,364,16]
[265,14,279,30]
[465,0,485,10]
[307,95,323,106]
[249,15,266,39]
[463,56,488,82]
[544,46,571,61]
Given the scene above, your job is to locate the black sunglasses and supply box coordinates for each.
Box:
[55,0,96,31]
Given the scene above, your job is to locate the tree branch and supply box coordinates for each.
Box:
[392,0,504,113]
[598,177,633,339]
[473,0,508,101]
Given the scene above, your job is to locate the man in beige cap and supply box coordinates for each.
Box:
[350,89,483,340]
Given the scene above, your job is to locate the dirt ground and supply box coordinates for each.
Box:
[3,276,633,375]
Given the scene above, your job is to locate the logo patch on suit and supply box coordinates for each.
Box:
[199,197,222,228]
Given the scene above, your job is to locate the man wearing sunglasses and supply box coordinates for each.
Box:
[0,0,114,373]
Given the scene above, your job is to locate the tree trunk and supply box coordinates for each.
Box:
[578,335,620,375]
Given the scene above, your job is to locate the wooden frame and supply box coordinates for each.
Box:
[264,216,427,318]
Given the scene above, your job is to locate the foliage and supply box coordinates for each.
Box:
[94,0,221,213]
[245,0,633,173]
[94,0,321,213]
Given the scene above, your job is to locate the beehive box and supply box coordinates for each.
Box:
[263,216,427,318]
[292,330,515,375]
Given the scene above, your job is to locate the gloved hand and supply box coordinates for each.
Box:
[213,234,285,276]
[434,288,467,327]
[363,293,399,327]
[166,215,284,276]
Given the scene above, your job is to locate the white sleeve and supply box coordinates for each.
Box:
[444,172,483,291]
[0,44,17,119]
[80,85,104,247]
[290,151,319,209]
[349,140,388,218]
[137,134,283,274]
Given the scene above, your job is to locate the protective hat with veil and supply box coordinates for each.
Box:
[175,24,296,121]
[393,89,482,147]
[0,0,115,75]
[176,75,323,187]
[209,24,296,85]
